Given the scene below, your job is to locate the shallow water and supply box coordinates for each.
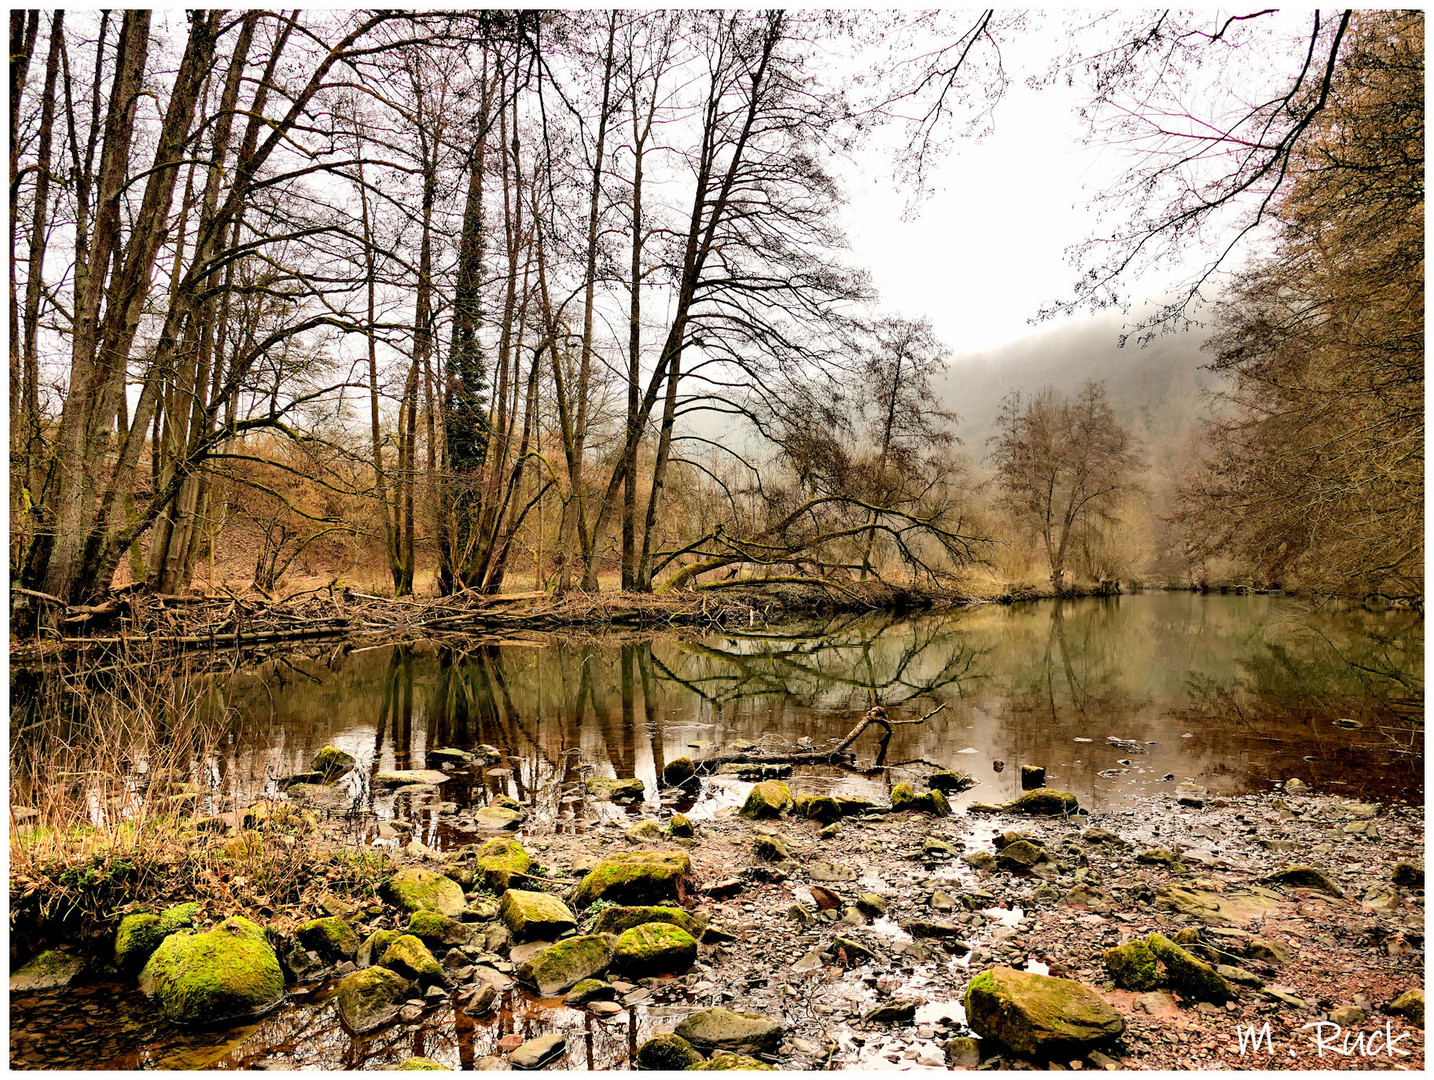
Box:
[8,593,1423,1069]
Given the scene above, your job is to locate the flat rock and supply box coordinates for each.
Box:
[10,949,84,993]
[373,769,449,787]
[674,1007,785,1054]
[964,967,1123,1057]
[809,862,858,883]
[508,1033,566,1069]
[1156,883,1283,927]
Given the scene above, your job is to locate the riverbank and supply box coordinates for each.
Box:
[9,747,1424,1070]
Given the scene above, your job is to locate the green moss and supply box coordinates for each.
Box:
[139,916,285,1026]
[585,776,645,801]
[688,1052,778,1070]
[1001,788,1081,816]
[565,978,615,1005]
[738,781,792,820]
[963,966,1124,1056]
[669,813,694,838]
[891,782,916,810]
[395,1057,450,1070]
[499,889,577,941]
[592,905,702,937]
[382,867,466,918]
[378,934,447,987]
[637,1034,703,1070]
[159,902,200,934]
[614,922,699,976]
[295,916,359,960]
[1103,940,1161,991]
[335,965,414,1033]
[312,745,356,780]
[518,934,617,997]
[406,910,472,947]
[1145,933,1232,1003]
[573,851,693,908]
[909,790,952,816]
[115,913,167,970]
[475,838,532,891]
[358,929,403,968]
[804,796,843,824]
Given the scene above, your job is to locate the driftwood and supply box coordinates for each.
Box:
[692,702,947,774]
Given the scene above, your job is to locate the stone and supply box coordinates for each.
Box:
[964,967,1124,1057]
[997,840,1052,872]
[614,923,699,976]
[564,978,615,1005]
[740,780,793,819]
[687,1051,778,1070]
[930,769,976,793]
[406,910,474,948]
[963,851,998,872]
[396,1057,450,1070]
[1262,865,1344,897]
[379,935,449,987]
[592,905,705,938]
[1329,1005,1367,1026]
[573,851,694,908]
[335,965,415,1033]
[1284,777,1309,795]
[508,1033,566,1069]
[373,769,449,787]
[384,868,466,918]
[1216,964,1264,988]
[972,788,1081,816]
[428,747,475,765]
[585,776,645,802]
[469,984,499,1014]
[1144,933,1232,1003]
[518,935,617,997]
[295,916,360,960]
[856,892,888,917]
[1081,827,1127,847]
[1135,848,1184,869]
[910,789,953,816]
[865,1001,916,1023]
[139,916,285,1025]
[753,834,791,861]
[1103,940,1161,992]
[1156,883,1282,926]
[789,904,815,928]
[674,1007,785,1054]
[637,1033,703,1070]
[473,806,524,830]
[808,861,858,883]
[312,745,356,779]
[626,820,665,844]
[1391,863,1424,889]
[1388,989,1423,1027]
[358,930,404,969]
[804,796,843,824]
[944,1036,982,1069]
[1020,765,1046,789]
[500,890,578,941]
[890,781,916,810]
[1245,937,1292,966]
[670,813,695,838]
[902,920,968,945]
[476,838,532,891]
[114,913,169,971]
[10,949,84,993]
[662,757,698,787]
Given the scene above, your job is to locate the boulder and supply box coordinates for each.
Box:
[662,757,698,787]
[312,745,356,779]
[1392,863,1424,889]
[1103,940,1161,991]
[295,916,360,960]
[669,813,695,838]
[990,788,1082,816]
[564,978,615,1005]
[1262,865,1344,897]
[384,868,466,918]
[573,851,694,908]
[674,1007,785,1054]
[139,916,285,1025]
[929,770,976,793]
[476,838,532,891]
[1156,883,1282,926]
[963,967,1124,1057]
[500,890,578,941]
[592,905,706,938]
[585,776,645,802]
[996,840,1051,872]
[10,949,84,993]
[625,820,665,844]
[335,965,415,1033]
[1388,988,1424,1027]
[890,782,916,810]
[358,929,404,968]
[373,769,449,788]
[508,1032,566,1069]
[739,781,793,819]
[1145,933,1232,1003]
[688,1052,778,1070]
[379,935,449,987]
[803,796,843,824]
[407,910,474,948]
[909,790,952,816]
[636,1033,702,1070]
[614,923,699,976]
[115,914,167,971]
[473,806,524,830]
[753,834,790,861]
[518,935,616,997]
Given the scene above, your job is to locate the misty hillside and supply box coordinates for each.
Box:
[937,315,1217,463]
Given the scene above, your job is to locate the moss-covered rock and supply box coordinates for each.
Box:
[963,966,1123,1056]
[10,949,85,993]
[929,769,976,793]
[909,789,952,816]
[996,839,1051,871]
[626,820,665,843]
[614,922,699,976]
[752,834,790,861]
[473,805,524,830]
[500,889,578,941]
[395,1057,450,1070]
[803,795,843,824]
[358,929,404,969]
[1156,883,1283,926]
[564,978,615,1005]
[739,780,793,819]
[476,838,532,891]
[669,813,694,838]
[335,965,414,1033]
[573,851,694,908]
[1388,988,1424,1026]
[890,782,916,811]
[378,934,448,987]
[662,757,698,787]
[585,776,645,802]
[592,905,705,938]
[383,867,466,918]
[987,788,1081,816]
[637,1033,702,1070]
[295,916,360,960]
[673,1007,785,1054]
[312,745,356,779]
[115,913,167,971]
[241,801,318,832]
[406,910,474,947]
[1145,933,1232,1003]
[160,902,200,933]
[1391,862,1423,889]
[139,916,285,1026]
[688,1052,778,1070]
[517,934,617,997]
[1103,939,1161,991]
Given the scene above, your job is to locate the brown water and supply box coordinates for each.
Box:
[8,592,1423,1069]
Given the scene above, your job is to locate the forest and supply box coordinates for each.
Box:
[8,9,1423,617]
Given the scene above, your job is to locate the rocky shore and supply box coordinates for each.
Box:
[9,745,1425,1071]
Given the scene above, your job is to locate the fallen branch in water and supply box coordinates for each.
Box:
[691,702,947,774]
